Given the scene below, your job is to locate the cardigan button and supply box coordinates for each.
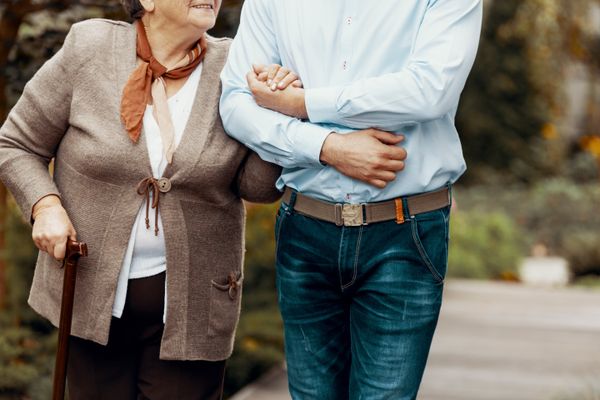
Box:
[157,177,171,193]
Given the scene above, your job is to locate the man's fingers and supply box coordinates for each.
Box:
[381,159,405,172]
[246,71,262,94]
[276,72,299,90]
[373,131,404,145]
[246,71,258,85]
[368,179,388,189]
[252,63,266,75]
[257,71,269,82]
[371,170,397,182]
[384,146,407,161]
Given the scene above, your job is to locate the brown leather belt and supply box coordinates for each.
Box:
[282,186,450,227]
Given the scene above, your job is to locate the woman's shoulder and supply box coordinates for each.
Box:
[203,35,232,71]
[64,18,133,55]
[205,35,232,51]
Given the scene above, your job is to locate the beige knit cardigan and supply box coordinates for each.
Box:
[0,19,282,361]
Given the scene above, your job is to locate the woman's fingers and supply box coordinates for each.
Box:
[271,67,290,90]
[53,239,67,261]
[251,65,303,90]
[277,71,299,90]
[266,64,281,88]
[31,204,77,261]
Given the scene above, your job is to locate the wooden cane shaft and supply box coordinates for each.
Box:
[52,241,87,400]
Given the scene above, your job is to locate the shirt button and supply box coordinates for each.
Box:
[342,61,348,70]
[346,17,352,25]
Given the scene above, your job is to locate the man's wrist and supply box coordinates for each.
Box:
[295,89,308,119]
[319,132,341,166]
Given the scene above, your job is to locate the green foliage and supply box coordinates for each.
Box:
[0,327,55,399]
[457,0,548,183]
[457,0,600,184]
[223,203,284,398]
[448,210,524,279]
[563,231,600,277]
[454,180,600,278]
[0,200,54,399]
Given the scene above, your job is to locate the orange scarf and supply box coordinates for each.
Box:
[120,21,207,163]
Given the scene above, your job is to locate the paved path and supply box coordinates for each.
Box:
[230,280,600,400]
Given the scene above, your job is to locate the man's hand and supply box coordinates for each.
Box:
[247,66,308,119]
[320,130,407,189]
[32,195,77,261]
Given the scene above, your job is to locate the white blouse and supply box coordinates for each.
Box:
[112,64,203,319]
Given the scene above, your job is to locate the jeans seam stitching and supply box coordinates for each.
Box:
[338,227,345,290]
[274,207,288,261]
[410,217,444,283]
[342,226,363,290]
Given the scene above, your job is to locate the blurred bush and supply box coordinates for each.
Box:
[0,200,55,400]
[223,203,284,398]
[448,211,524,280]
[454,180,600,278]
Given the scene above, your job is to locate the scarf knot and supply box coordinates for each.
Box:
[120,21,207,163]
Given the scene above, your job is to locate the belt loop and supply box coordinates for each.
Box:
[402,197,411,220]
[334,204,343,226]
[287,190,298,212]
[361,203,368,225]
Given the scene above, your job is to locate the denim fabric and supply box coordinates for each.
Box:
[275,195,449,400]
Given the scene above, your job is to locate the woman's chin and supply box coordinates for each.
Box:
[188,16,216,33]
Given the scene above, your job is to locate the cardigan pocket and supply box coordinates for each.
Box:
[208,271,244,338]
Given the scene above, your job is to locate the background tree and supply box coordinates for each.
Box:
[458,0,600,184]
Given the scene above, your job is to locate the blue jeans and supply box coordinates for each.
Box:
[275,191,449,400]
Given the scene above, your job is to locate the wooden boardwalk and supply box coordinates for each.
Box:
[230,280,600,400]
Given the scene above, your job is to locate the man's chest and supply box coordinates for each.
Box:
[271,0,429,86]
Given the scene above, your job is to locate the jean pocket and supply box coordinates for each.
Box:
[208,271,243,338]
[409,208,450,283]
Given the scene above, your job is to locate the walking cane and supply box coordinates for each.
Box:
[52,239,88,400]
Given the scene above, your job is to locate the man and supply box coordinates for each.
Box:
[220,1,482,398]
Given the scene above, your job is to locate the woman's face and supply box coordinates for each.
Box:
[146,0,222,37]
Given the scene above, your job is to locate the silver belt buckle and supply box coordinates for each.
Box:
[342,204,364,226]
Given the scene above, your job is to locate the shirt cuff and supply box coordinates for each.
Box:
[292,123,332,167]
[305,86,342,125]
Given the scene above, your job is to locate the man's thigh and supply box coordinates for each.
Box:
[349,209,449,400]
[275,204,351,400]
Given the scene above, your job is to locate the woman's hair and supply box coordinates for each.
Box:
[120,0,145,19]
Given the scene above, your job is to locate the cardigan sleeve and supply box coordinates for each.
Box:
[0,25,78,223]
[234,150,282,203]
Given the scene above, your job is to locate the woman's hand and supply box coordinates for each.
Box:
[32,195,77,262]
[247,65,308,119]
[252,64,303,91]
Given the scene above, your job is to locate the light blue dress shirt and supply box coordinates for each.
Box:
[220,0,483,203]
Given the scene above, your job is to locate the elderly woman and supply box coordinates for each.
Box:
[0,0,298,398]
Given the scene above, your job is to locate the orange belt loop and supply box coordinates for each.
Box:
[394,198,405,224]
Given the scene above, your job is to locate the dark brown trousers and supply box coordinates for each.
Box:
[67,272,225,400]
